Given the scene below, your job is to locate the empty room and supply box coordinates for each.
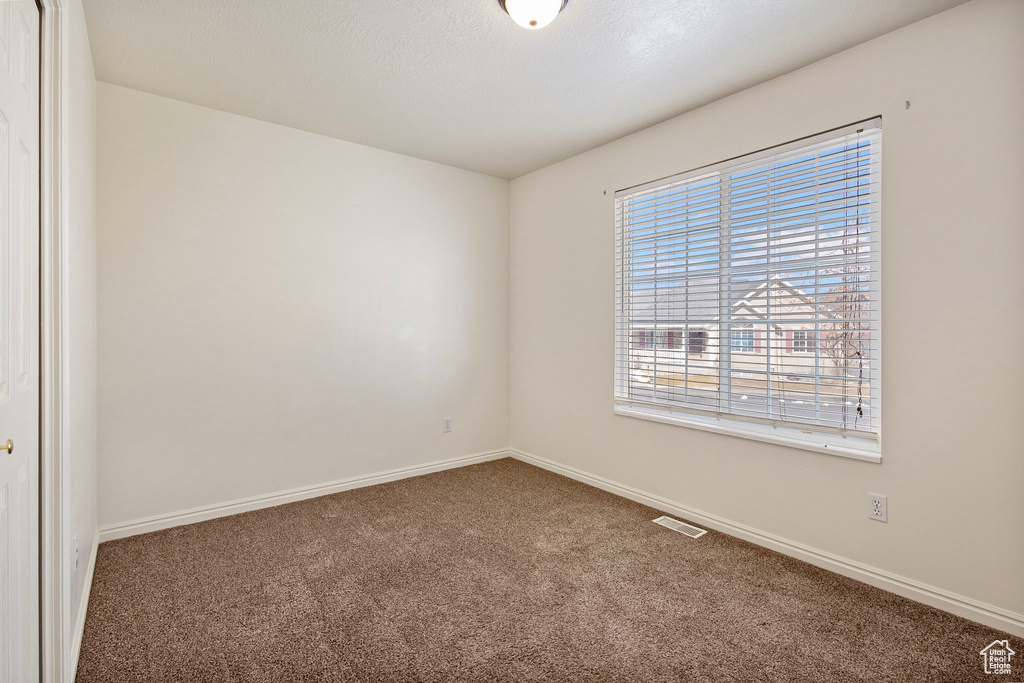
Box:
[3,0,1022,681]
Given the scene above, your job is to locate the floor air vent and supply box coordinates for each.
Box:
[653,515,708,538]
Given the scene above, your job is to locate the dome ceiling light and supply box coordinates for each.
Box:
[499,0,569,30]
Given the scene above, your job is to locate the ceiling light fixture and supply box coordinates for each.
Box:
[499,0,568,30]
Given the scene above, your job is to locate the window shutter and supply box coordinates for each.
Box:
[614,120,881,447]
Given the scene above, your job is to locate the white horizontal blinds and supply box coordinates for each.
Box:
[615,121,881,439]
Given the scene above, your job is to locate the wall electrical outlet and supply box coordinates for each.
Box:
[73,532,80,571]
[442,417,452,433]
[868,493,887,522]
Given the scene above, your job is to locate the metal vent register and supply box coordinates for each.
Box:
[653,516,708,538]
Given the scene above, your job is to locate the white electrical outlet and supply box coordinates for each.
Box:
[442,417,452,433]
[73,532,80,571]
[868,493,887,522]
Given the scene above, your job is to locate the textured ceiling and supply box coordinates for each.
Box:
[83,0,967,179]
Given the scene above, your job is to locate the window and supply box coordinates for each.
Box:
[614,120,881,460]
[792,330,813,353]
[687,329,707,356]
[732,325,754,352]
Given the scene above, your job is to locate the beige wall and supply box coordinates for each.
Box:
[510,0,1024,620]
[92,0,1022,633]
[68,0,99,649]
[97,85,510,526]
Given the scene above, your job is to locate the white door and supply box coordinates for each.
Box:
[0,1,39,681]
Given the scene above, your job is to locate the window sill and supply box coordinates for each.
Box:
[613,404,881,463]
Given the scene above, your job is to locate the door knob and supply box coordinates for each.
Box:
[3,439,11,454]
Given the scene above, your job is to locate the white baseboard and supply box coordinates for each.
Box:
[509,448,1024,638]
[68,533,99,682]
[98,449,510,542]
[94,445,1023,638]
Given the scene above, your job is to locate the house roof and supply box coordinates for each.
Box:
[629,277,810,325]
[629,276,720,323]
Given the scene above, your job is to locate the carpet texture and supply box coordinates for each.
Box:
[77,458,1020,682]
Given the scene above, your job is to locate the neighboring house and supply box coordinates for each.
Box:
[626,277,863,388]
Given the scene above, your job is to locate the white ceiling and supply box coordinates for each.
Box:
[83,0,967,179]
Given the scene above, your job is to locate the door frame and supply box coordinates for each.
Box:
[37,1,72,681]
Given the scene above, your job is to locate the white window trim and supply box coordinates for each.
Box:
[613,403,881,463]
[613,118,883,463]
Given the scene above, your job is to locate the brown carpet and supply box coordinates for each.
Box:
[77,458,1019,682]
